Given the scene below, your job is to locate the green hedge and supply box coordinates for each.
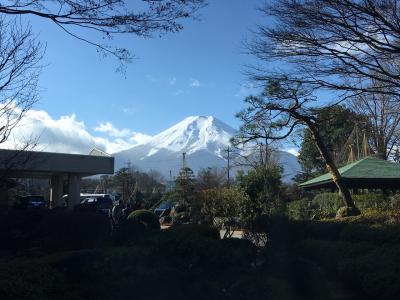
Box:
[168,224,220,240]
[114,209,160,245]
[287,199,312,220]
[127,209,160,230]
[353,193,389,210]
[283,210,400,300]
[288,193,393,220]
[295,238,400,300]
[311,193,343,216]
[390,194,400,209]
[39,211,112,251]
[0,210,112,254]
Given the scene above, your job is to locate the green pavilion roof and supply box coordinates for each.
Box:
[299,156,400,189]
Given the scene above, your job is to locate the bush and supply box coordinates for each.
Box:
[294,239,375,275]
[339,246,400,300]
[169,224,220,240]
[0,210,112,254]
[127,209,160,230]
[227,275,297,300]
[353,193,389,210]
[0,210,46,253]
[219,238,257,266]
[287,199,312,220]
[390,194,400,209]
[307,193,390,218]
[340,223,400,245]
[311,193,342,217]
[133,225,254,270]
[295,238,400,300]
[38,211,112,252]
[0,260,66,300]
[243,214,313,248]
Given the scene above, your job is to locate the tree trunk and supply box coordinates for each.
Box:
[308,124,358,210]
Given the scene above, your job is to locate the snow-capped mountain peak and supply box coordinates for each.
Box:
[143,115,235,157]
[114,116,300,181]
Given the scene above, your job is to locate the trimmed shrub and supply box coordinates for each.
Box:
[227,275,297,300]
[294,239,375,275]
[127,209,160,230]
[243,214,315,248]
[168,224,220,240]
[38,211,112,252]
[287,199,312,220]
[0,210,112,254]
[219,238,257,266]
[353,193,389,210]
[390,194,400,209]
[340,223,400,245]
[338,246,400,300]
[0,210,46,253]
[309,192,390,218]
[311,193,342,217]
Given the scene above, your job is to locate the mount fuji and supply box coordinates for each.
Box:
[114,116,300,182]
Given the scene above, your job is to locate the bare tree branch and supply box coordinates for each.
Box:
[0,0,207,62]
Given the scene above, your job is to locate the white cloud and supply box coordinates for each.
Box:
[129,132,152,144]
[285,147,300,157]
[0,108,152,154]
[190,78,203,88]
[94,122,131,138]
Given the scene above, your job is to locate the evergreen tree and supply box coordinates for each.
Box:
[174,167,196,207]
[236,163,283,221]
[297,106,366,181]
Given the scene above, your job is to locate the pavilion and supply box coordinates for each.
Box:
[299,156,400,190]
[0,149,114,208]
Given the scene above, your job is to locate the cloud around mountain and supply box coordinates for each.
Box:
[0,108,149,154]
[0,110,300,181]
[114,116,301,181]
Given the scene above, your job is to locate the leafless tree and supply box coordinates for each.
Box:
[350,79,400,159]
[248,0,400,99]
[230,137,281,173]
[0,0,206,63]
[0,16,43,148]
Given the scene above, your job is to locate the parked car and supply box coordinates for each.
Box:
[15,195,46,209]
[75,196,113,215]
[61,193,116,207]
[154,201,175,217]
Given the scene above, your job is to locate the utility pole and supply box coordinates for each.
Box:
[224,146,231,187]
[169,170,172,191]
[182,152,187,169]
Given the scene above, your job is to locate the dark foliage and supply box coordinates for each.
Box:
[127,209,160,231]
[297,106,365,177]
[0,210,111,255]
[38,211,112,252]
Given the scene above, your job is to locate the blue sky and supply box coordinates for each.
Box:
[3,0,302,155]
[31,0,264,136]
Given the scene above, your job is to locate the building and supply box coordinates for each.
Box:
[0,149,114,208]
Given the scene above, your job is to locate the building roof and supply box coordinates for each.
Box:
[0,149,114,178]
[299,156,400,189]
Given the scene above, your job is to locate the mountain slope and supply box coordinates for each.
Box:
[114,116,300,181]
